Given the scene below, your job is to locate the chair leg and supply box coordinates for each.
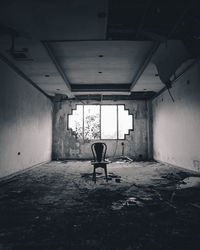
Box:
[93,166,96,183]
[104,165,108,182]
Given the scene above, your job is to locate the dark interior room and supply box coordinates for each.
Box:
[0,0,200,249]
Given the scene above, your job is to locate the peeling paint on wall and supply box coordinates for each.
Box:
[52,100,152,160]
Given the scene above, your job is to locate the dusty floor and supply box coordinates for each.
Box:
[0,161,200,250]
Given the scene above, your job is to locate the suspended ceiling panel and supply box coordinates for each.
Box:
[0,0,197,98]
[133,62,164,92]
[134,41,190,92]
[50,41,153,84]
[152,41,191,83]
[0,38,71,96]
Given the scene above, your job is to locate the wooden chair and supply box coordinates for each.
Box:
[91,142,110,182]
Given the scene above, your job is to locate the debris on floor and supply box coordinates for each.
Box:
[112,197,143,210]
[81,171,122,182]
[179,176,200,189]
[0,161,200,250]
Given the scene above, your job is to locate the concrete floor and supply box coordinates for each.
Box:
[0,161,200,250]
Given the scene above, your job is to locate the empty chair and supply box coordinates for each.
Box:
[91,142,110,182]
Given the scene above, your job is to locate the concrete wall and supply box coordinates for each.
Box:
[152,61,200,171]
[53,99,152,160]
[0,60,53,178]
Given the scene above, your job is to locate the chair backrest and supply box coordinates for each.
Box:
[91,142,107,162]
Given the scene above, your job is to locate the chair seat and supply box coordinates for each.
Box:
[91,160,110,165]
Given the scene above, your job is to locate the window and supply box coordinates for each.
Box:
[68,105,133,140]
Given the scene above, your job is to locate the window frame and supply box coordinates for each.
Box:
[67,104,134,140]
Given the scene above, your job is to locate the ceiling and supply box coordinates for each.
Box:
[0,0,199,100]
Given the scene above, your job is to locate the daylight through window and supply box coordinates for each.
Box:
[68,105,133,140]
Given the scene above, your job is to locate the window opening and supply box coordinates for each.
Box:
[68,105,133,140]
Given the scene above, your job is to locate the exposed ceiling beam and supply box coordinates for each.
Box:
[71,92,156,100]
[130,41,160,91]
[71,84,130,91]
[73,91,131,96]
[42,41,74,98]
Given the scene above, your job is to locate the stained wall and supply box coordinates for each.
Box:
[53,99,152,160]
[152,61,200,171]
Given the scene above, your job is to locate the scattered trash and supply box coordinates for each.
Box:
[111,202,124,210]
[111,197,143,210]
[115,156,133,163]
[116,156,133,163]
[125,197,143,206]
[179,177,200,189]
[1,161,200,249]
